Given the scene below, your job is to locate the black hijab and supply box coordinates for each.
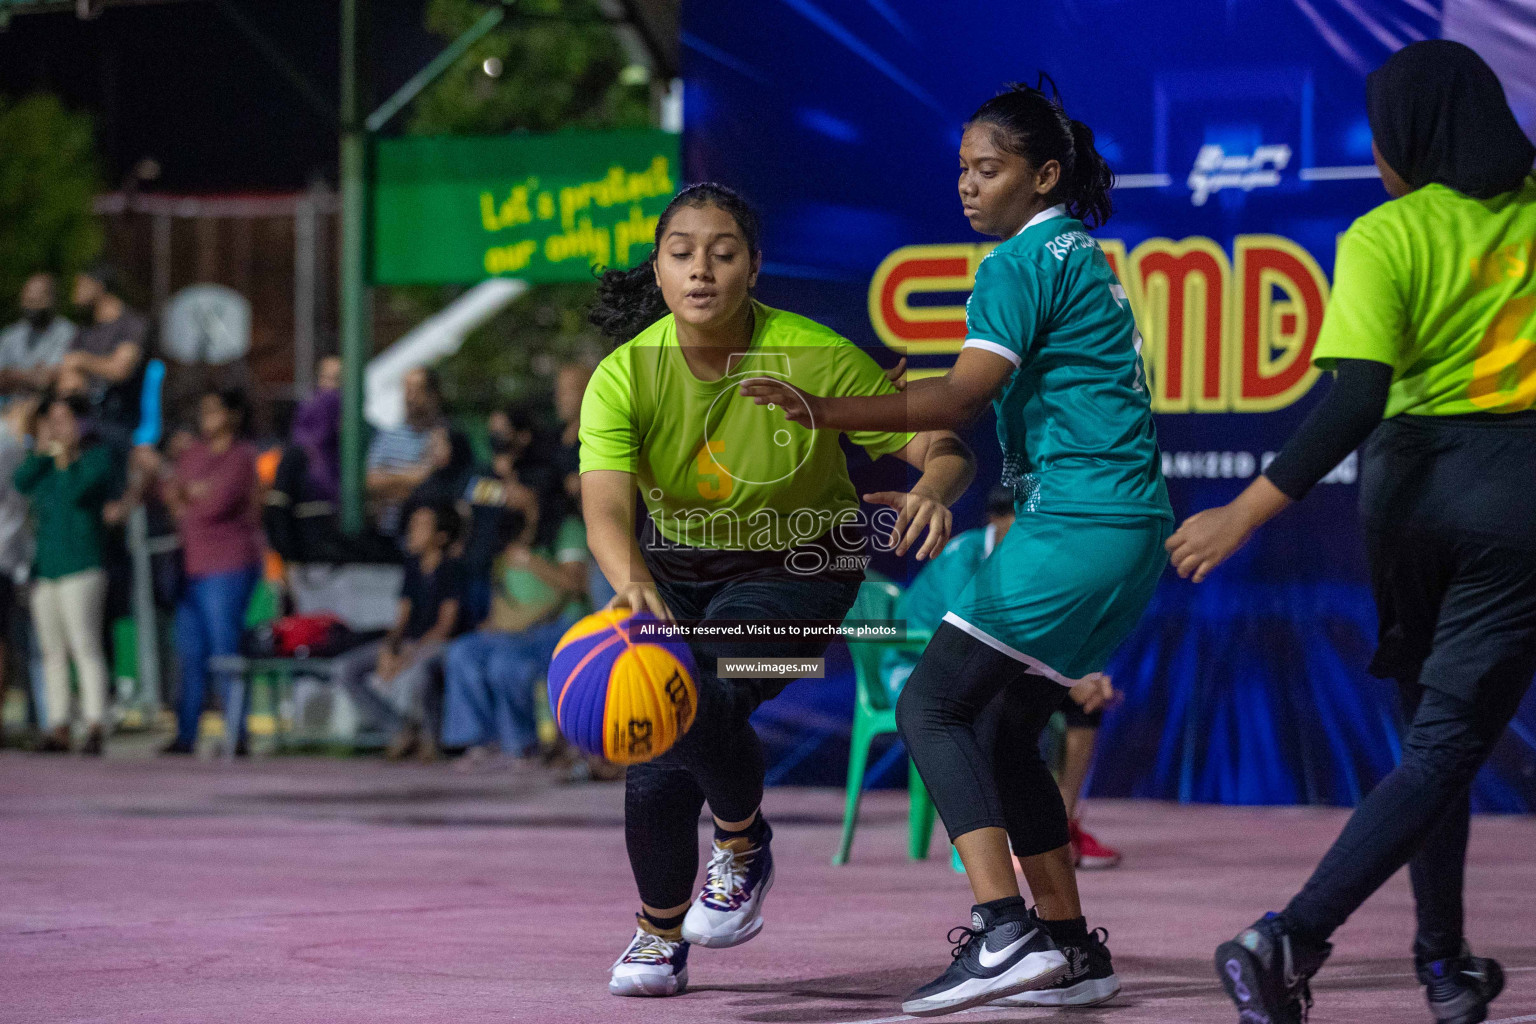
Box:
[1367,40,1534,200]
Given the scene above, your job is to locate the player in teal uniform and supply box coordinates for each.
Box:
[883,485,1125,876]
[745,79,1170,1016]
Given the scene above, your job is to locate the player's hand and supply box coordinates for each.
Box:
[608,582,675,623]
[737,376,821,428]
[884,357,908,392]
[1166,502,1261,583]
[864,487,952,560]
[1068,672,1120,714]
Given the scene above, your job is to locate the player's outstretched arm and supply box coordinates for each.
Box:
[1167,359,1389,582]
[1165,476,1292,583]
[739,347,1013,434]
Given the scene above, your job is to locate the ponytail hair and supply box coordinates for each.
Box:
[967,75,1116,228]
[589,182,763,344]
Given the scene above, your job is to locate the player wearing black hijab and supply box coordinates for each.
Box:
[1167,40,1536,1024]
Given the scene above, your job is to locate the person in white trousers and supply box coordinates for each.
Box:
[14,393,114,755]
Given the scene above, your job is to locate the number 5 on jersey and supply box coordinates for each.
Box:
[696,440,733,500]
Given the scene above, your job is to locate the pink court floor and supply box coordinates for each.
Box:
[4,753,1535,1024]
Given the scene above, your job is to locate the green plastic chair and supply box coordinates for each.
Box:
[833,579,942,865]
[244,578,281,629]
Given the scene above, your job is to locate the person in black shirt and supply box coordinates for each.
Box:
[61,264,146,437]
[331,502,466,760]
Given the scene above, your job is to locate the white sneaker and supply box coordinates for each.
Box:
[681,822,775,948]
[609,923,689,997]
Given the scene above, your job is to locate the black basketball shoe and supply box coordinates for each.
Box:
[901,903,1067,1017]
[1215,912,1332,1024]
[1418,947,1504,1024]
[992,925,1120,1007]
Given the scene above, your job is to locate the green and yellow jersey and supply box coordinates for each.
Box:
[1314,175,1536,415]
[579,301,914,550]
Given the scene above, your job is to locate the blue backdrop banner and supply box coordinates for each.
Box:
[682,1,1536,810]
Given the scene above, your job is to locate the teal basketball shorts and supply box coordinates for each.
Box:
[943,511,1171,685]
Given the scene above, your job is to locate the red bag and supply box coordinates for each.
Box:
[270,613,349,657]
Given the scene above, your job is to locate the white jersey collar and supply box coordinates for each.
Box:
[1014,204,1067,237]
[984,522,998,556]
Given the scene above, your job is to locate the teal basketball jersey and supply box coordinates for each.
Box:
[964,206,1171,520]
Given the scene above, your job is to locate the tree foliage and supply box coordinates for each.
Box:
[0,94,102,322]
[410,0,653,138]
[395,0,656,414]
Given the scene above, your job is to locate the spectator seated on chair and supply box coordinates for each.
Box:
[329,502,467,760]
[442,513,590,770]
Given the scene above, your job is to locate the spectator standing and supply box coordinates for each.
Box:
[366,366,451,536]
[0,274,75,404]
[442,512,590,768]
[159,389,264,756]
[314,353,342,394]
[293,363,341,503]
[61,264,147,438]
[331,502,466,760]
[14,393,114,755]
[266,362,398,567]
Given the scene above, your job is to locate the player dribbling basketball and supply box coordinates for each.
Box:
[581,183,975,997]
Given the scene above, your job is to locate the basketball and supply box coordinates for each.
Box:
[547,608,698,765]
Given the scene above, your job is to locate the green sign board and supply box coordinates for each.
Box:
[371,129,680,285]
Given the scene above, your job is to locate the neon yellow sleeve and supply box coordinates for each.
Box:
[578,349,640,474]
[1314,220,1406,371]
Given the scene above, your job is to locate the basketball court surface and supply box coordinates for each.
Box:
[5,755,1534,1024]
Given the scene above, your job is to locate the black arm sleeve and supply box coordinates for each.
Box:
[1262,358,1393,501]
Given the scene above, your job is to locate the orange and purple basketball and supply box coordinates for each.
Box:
[547,608,698,765]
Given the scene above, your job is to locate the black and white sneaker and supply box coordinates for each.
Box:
[991,925,1121,1007]
[1418,947,1504,1024]
[901,904,1068,1018]
[609,919,690,997]
[1215,912,1331,1024]
[681,819,775,948]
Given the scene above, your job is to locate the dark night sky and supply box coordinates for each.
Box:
[0,0,439,192]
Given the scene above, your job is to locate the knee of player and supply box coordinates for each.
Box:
[894,683,925,741]
[1402,719,1490,779]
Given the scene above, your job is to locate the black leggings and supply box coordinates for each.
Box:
[624,571,861,909]
[1281,531,1536,961]
[897,622,1073,858]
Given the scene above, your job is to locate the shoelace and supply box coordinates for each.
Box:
[617,930,680,967]
[702,841,754,906]
[946,925,983,962]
